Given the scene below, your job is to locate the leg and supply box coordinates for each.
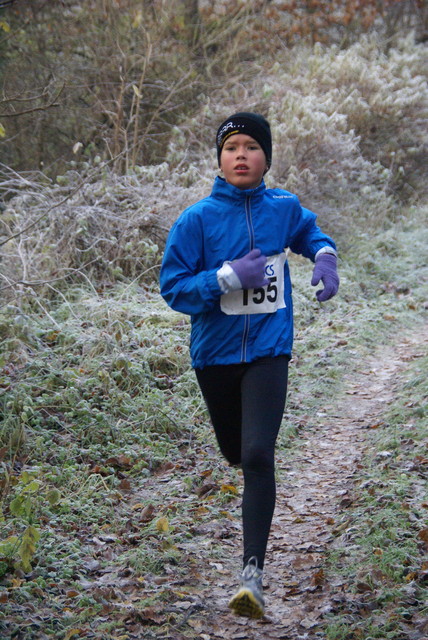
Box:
[197,357,288,619]
[195,364,244,466]
[240,356,289,569]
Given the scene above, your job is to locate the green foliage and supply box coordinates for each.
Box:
[0,5,427,634]
[0,471,47,574]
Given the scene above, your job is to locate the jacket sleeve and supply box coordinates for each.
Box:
[289,205,337,261]
[160,213,223,315]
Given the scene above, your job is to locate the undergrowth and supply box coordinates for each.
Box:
[324,349,428,640]
[0,205,426,638]
[0,13,426,639]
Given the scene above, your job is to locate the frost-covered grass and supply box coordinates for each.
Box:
[0,163,213,298]
[2,36,427,296]
[0,205,426,639]
[172,33,428,238]
[0,28,427,638]
[324,350,428,640]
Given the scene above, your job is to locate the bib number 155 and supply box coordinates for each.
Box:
[220,251,287,315]
[243,276,278,306]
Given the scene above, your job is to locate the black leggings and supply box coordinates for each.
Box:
[195,356,289,569]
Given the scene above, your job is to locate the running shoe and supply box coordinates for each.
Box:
[228,556,265,619]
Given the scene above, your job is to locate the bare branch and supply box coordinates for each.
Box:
[0,84,65,118]
[0,258,101,291]
[0,144,130,248]
[0,87,50,105]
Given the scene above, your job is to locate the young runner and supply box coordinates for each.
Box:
[160,112,339,619]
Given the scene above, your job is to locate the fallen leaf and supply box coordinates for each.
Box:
[156,517,169,533]
[332,518,353,535]
[131,502,145,510]
[136,607,165,624]
[139,504,156,523]
[118,478,132,492]
[105,455,133,469]
[300,616,320,629]
[196,482,218,497]
[89,465,102,474]
[312,568,325,586]
[64,630,83,640]
[172,599,194,609]
[188,618,204,632]
[220,484,239,495]
[418,528,428,546]
[11,578,23,588]
[155,461,175,474]
[82,559,101,573]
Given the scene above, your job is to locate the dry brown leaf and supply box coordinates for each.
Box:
[104,455,133,469]
[418,528,428,545]
[312,568,325,586]
[196,482,219,497]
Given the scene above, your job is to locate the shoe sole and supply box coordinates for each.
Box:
[228,587,264,619]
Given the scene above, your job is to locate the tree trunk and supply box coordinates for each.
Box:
[174,0,201,48]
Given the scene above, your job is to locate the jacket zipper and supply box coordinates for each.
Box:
[241,194,255,362]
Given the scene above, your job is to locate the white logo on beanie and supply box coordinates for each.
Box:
[217,121,246,147]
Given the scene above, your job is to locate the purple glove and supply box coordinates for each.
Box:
[311,253,339,302]
[231,248,268,290]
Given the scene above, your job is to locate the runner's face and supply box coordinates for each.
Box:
[220,134,268,190]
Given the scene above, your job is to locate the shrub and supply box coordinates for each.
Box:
[174,33,427,237]
[0,162,212,300]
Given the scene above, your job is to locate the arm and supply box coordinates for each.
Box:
[289,204,339,302]
[289,205,337,261]
[161,234,269,315]
[160,217,223,315]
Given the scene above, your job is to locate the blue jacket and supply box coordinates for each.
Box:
[160,176,336,369]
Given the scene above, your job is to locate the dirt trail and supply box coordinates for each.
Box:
[187,330,427,640]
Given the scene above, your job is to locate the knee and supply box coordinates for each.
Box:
[219,444,241,467]
[242,445,273,475]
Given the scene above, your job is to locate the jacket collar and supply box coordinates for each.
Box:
[211,176,266,201]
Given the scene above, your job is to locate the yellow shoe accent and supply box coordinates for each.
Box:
[228,586,264,619]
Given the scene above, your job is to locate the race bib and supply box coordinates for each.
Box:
[220,252,287,315]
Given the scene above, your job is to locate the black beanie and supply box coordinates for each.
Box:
[216,112,272,168]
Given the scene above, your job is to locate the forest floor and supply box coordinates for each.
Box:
[132,327,427,640]
[1,234,427,640]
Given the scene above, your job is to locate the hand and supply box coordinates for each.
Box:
[311,254,339,302]
[230,248,268,290]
